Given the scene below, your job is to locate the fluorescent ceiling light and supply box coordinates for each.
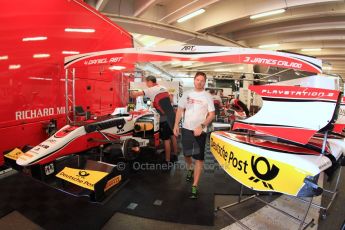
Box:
[145,39,166,47]
[182,62,194,67]
[250,9,285,19]
[9,64,21,70]
[171,61,181,66]
[0,55,8,60]
[65,28,95,33]
[258,43,280,49]
[177,9,205,23]
[323,66,332,70]
[62,51,80,55]
[215,68,231,72]
[33,54,50,58]
[109,66,126,70]
[145,41,159,47]
[175,73,189,78]
[301,48,322,52]
[22,36,47,42]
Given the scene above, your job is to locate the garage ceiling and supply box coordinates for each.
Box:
[85,0,345,78]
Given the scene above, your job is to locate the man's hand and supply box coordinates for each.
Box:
[173,125,180,136]
[193,125,203,136]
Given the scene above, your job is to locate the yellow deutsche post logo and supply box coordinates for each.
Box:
[4,148,24,160]
[210,133,312,196]
[56,167,108,191]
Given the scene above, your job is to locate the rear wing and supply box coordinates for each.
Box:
[233,85,341,144]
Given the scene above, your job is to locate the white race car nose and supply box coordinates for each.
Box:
[16,153,33,166]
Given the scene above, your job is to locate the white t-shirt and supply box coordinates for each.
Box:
[178,89,215,131]
[143,85,167,101]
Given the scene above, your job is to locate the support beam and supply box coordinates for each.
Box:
[245,31,345,47]
[104,13,245,47]
[95,0,110,11]
[233,21,345,41]
[134,0,157,17]
[159,0,220,24]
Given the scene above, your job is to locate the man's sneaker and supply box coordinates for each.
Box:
[186,170,193,182]
[189,186,198,199]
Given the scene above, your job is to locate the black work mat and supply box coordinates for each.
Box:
[109,166,215,226]
[0,162,216,228]
[0,139,265,229]
[0,173,115,230]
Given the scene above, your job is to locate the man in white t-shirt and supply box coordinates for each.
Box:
[173,72,215,199]
[131,76,178,163]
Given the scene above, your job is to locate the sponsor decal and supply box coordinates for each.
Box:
[211,139,249,173]
[186,97,204,105]
[78,170,90,178]
[127,103,135,112]
[261,89,333,98]
[178,82,183,99]
[38,144,49,149]
[56,167,108,191]
[44,163,55,176]
[210,133,313,196]
[15,106,65,120]
[83,57,123,66]
[339,108,345,117]
[318,161,332,171]
[250,85,338,100]
[181,45,196,51]
[47,139,57,144]
[243,56,302,69]
[4,148,23,160]
[104,175,122,191]
[249,156,279,190]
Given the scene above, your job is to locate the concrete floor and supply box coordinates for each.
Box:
[318,168,345,230]
[102,194,277,230]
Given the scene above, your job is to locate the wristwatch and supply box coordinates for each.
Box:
[201,124,206,129]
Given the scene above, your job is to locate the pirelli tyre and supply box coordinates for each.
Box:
[122,138,140,161]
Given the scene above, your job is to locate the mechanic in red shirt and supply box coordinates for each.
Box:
[131,76,178,162]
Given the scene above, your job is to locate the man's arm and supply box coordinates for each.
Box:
[173,107,184,136]
[203,111,215,127]
[193,111,215,136]
[130,90,144,98]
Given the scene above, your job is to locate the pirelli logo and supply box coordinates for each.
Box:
[104,175,122,192]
